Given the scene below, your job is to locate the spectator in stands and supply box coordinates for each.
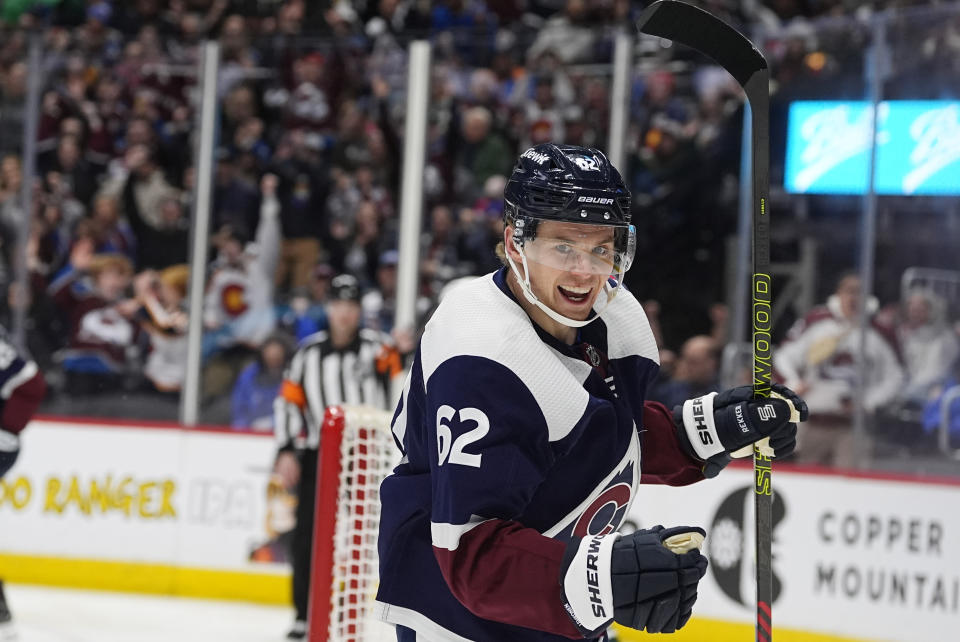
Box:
[457,203,501,276]
[339,200,384,287]
[34,199,82,279]
[219,14,262,96]
[213,149,260,235]
[202,174,280,397]
[330,100,374,172]
[527,0,596,64]
[48,250,138,394]
[362,249,399,335]
[517,73,568,150]
[107,142,177,227]
[122,177,188,271]
[0,155,22,224]
[276,262,333,342]
[649,335,721,410]
[459,105,512,187]
[231,333,293,432]
[41,134,98,207]
[0,156,22,278]
[895,288,960,405]
[0,62,28,149]
[420,204,462,298]
[133,264,189,394]
[274,51,340,135]
[774,272,905,467]
[922,358,960,447]
[272,131,329,292]
[89,194,136,260]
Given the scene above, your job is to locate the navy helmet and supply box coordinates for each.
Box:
[503,143,632,230]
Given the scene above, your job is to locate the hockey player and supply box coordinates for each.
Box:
[375,143,807,641]
[0,333,48,637]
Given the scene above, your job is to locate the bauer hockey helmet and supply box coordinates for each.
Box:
[503,143,636,327]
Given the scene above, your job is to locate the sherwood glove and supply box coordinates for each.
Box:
[559,526,708,637]
[675,383,809,477]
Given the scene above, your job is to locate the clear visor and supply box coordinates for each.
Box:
[522,224,636,276]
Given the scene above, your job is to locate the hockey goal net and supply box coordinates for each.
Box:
[308,405,400,642]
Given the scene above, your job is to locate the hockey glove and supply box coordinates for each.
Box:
[0,429,20,479]
[675,383,809,478]
[559,526,707,637]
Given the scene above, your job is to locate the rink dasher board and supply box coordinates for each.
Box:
[627,463,960,642]
[0,417,289,604]
[2,419,959,640]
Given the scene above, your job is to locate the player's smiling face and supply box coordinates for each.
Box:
[509,220,615,321]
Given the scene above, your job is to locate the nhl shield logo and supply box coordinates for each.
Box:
[585,344,601,367]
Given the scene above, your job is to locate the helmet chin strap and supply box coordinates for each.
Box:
[505,245,619,328]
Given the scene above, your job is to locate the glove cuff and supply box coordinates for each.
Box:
[680,392,726,461]
[559,534,618,637]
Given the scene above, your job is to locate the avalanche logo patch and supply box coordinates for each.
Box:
[548,447,638,544]
[221,283,249,317]
[572,482,632,537]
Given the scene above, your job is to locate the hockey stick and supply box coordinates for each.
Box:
[636,2,773,640]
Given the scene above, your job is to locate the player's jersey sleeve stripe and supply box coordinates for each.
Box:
[390,358,416,446]
[430,517,492,551]
[0,360,37,400]
[432,518,583,639]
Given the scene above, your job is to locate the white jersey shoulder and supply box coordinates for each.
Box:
[602,285,660,364]
[420,274,587,442]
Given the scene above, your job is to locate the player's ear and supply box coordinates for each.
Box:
[503,225,520,260]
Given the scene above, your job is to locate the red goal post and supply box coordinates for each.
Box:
[308,405,400,642]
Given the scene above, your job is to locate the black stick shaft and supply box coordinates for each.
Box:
[748,70,773,642]
[636,4,774,638]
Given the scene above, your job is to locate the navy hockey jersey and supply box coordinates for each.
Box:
[375,268,705,641]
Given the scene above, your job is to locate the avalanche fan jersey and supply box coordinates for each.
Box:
[375,269,705,641]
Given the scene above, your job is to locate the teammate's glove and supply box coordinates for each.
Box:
[675,383,809,477]
[0,428,20,479]
[559,526,708,637]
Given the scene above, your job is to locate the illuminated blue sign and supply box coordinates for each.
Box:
[785,101,960,195]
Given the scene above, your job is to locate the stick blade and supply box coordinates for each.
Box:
[636,0,767,87]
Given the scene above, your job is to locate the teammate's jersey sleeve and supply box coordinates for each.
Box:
[421,354,587,639]
[639,400,705,486]
[0,337,45,435]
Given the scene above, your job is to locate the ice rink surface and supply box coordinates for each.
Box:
[1,584,292,642]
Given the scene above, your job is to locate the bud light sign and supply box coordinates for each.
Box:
[785,100,960,195]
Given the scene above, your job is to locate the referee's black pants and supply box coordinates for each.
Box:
[291,448,317,622]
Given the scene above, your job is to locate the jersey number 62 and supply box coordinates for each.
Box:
[436,406,489,468]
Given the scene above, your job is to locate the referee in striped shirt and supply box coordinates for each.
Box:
[273,273,402,640]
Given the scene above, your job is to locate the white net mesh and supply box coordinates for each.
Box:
[327,406,399,642]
